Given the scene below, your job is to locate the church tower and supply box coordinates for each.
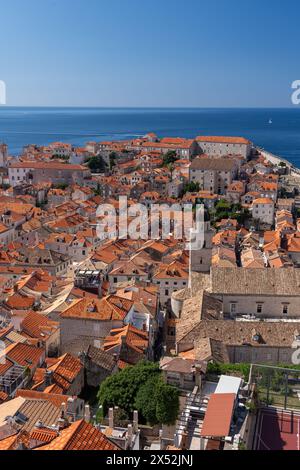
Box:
[191,219,214,273]
[0,143,8,168]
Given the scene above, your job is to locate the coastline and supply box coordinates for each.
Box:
[257,146,300,176]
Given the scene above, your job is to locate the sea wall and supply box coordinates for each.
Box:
[257,147,292,168]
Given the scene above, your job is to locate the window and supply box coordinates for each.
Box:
[257,303,263,314]
[230,303,237,315]
[165,289,169,296]
[282,304,289,315]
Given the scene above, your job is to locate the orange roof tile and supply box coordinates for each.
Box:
[104,324,149,355]
[196,136,250,144]
[153,260,188,280]
[35,420,120,450]
[21,311,59,340]
[60,295,133,321]
[201,393,235,438]
[16,389,72,408]
[5,342,44,369]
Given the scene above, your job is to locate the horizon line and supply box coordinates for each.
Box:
[0,105,299,110]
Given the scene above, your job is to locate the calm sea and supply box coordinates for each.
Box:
[1,107,300,167]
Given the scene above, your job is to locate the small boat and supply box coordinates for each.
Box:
[268,118,273,124]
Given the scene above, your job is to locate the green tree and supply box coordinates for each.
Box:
[53,182,68,190]
[135,375,179,425]
[97,361,180,425]
[162,151,178,166]
[87,155,107,172]
[155,380,180,425]
[183,181,200,194]
[109,152,117,170]
[97,361,159,416]
[215,199,231,213]
[134,375,160,425]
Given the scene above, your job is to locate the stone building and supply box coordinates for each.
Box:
[59,295,134,355]
[173,267,300,365]
[8,161,90,187]
[174,285,300,365]
[80,346,118,388]
[210,267,300,319]
[196,136,252,159]
[189,157,238,195]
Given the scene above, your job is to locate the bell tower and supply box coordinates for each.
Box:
[0,143,8,168]
[191,219,214,273]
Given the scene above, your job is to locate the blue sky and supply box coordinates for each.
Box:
[0,0,300,107]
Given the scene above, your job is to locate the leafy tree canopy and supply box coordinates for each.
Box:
[97,361,179,425]
[87,155,107,172]
[162,151,179,166]
[183,181,200,194]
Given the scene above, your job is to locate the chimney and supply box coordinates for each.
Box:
[133,410,139,433]
[98,277,102,299]
[181,431,188,450]
[108,407,114,429]
[57,417,69,430]
[84,404,91,423]
[60,402,67,418]
[194,363,203,385]
[45,370,53,387]
[159,429,163,450]
[127,424,133,449]
[113,353,118,362]
[67,397,76,418]
[121,334,127,346]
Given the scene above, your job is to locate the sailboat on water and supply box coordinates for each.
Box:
[268,118,273,124]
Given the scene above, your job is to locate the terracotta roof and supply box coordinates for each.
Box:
[5,292,36,309]
[32,354,82,394]
[49,353,83,384]
[10,162,87,171]
[154,260,188,280]
[30,427,59,444]
[196,136,250,144]
[60,295,133,321]
[35,419,120,450]
[104,324,149,355]
[21,311,59,340]
[0,391,9,403]
[16,389,72,408]
[4,342,44,369]
[141,141,193,149]
[201,393,235,437]
[287,234,300,253]
[0,434,18,450]
[252,198,274,205]
[0,357,14,375]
